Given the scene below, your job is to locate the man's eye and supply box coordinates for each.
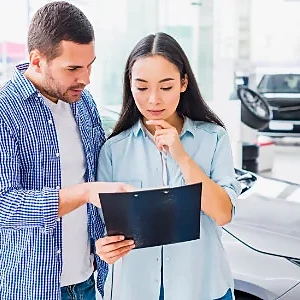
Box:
[137,87,147,91]
[161,87,172,91]
[68,68,77,71]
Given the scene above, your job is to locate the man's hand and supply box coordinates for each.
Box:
[58,182,134,216]
[96,235,135,264]
[86,182,135,208]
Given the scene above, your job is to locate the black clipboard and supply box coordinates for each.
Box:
[99,183,202,249]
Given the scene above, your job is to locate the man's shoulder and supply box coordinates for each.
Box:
[0,80,20,115]
[0,80,17,101]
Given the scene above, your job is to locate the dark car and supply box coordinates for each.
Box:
[257,73,300,137]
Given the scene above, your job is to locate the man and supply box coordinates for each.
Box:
[0,2,131,299]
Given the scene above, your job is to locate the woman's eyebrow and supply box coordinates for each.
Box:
[134,78,175,83]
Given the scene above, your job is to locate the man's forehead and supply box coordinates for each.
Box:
[54,41,95,66]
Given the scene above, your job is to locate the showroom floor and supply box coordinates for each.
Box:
[259,137,300,184]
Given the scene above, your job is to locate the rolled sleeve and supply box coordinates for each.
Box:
[0,188,59,233]
[210,128,241,216]
[0,119,59,232]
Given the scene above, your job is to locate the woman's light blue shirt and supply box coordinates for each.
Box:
[97,118,241,300]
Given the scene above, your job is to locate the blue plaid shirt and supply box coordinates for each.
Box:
[0,64,108,299]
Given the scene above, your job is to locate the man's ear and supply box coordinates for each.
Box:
[28,49,44,73]
[181,74,188,92]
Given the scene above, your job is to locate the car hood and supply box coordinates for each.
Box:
[261,92,300,108]
[224,175,300,259]
[262,93,300,99]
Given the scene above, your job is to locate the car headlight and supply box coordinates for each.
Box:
[288,258,300,267]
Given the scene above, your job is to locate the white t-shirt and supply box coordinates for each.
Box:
[43,96,94,287]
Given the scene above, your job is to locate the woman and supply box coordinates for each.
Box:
[96,32,240,300]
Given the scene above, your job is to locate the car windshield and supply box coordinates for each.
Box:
[257,74,300,93]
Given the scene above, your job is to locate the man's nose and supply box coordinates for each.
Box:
[77,69,90,86]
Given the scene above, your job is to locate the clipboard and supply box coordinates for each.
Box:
[99,182,202,249]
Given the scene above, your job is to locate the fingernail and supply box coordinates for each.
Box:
[119,236,125,241]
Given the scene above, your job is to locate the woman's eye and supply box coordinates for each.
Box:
[137,87,147,91]
[161,87,172,91]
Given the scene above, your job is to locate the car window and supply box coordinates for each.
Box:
[257,74,300,93]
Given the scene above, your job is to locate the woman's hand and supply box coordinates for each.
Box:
[96,235,135,264]
[146,119,188,163]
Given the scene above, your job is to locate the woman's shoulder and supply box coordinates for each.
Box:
[189,119,226,138]
[102,127,134,149]
[103,130,131,147]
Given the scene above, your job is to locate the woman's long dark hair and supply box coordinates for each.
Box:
[109,32,224,139]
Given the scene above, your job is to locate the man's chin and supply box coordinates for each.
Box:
[62,93,83,103]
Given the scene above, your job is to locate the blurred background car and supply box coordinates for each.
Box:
[257,73,300,137]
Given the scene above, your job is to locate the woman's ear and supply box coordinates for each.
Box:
[181,74,188,92]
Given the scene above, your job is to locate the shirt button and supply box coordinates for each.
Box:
[57,249,61,254]
[56,217,60,222]
[48,119,53,125]
[56,153,60,158]
[166,257,170,261]
[56,185,60,190]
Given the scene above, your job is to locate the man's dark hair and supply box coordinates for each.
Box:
[28,1,94,60]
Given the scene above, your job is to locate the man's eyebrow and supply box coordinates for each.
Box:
[67,57,96,69]
[134,77,175,83]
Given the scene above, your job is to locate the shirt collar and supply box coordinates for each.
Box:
[132,120,146,137]
[181,116,196,137]
[132,116,196,138]
[11,63,39,101]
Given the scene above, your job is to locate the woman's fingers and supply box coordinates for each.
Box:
[96,236,135,264]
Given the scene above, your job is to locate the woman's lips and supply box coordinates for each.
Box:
[148,109,165,116]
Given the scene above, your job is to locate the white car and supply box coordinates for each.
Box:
[226,169,300,299]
